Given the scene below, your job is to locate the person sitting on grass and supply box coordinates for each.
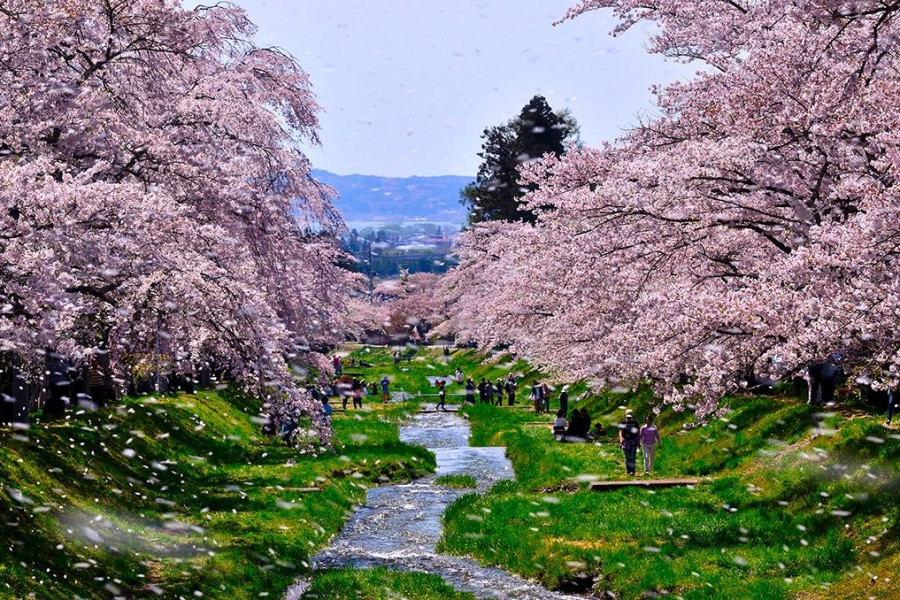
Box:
[591,421,607,439]
[553,409,568,436]
[566,409,585,438]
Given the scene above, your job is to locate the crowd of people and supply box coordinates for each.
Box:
[324,351,667,477]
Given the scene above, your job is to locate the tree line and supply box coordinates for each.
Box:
[446,0,900,417]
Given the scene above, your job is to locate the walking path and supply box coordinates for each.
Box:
[284,403,584,600]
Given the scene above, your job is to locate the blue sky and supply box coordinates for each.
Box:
[230,0,695,178]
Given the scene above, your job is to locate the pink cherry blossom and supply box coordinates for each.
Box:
[1,0,355,441]
[447,0,900,416]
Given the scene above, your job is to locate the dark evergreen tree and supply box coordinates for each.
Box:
[462,95,578,224]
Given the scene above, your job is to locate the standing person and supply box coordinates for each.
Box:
[333,355,342,377]
[618,410,640,476]
[88,354,108,408]
[436,379,447,411]
[380,375,391,403]
[340,380,349,411]
[559,387,569,416]
[465,378,476,404]
[455,367,464,385]
[351,378,363,409]
[322,397,333,423]
[531,380,544,414]
[485,379,495,405]
[541,383,551,413]
[639,414,663,475]
[478,378,487,403]
[45,354,72,419]
[494,379,505,406]
[887,389,898,426]
[506,375,517,406]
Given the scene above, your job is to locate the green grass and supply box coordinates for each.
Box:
[437,388,900,599]
[341,344,586,403]
[302,567,479,599]
[434,475,478,489]
[0,388,433,599]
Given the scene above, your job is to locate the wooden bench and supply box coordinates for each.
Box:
[588,478,701,491]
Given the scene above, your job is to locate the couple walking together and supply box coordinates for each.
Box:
[618,410,662,476]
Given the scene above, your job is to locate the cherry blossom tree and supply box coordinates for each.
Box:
[348,273,446,343]
[0,0,354,439]
[448,0,900,415]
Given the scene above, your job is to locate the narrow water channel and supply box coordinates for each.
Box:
[286,405,584,600]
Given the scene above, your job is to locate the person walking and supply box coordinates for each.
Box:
[436,379,447,411]
[639,414,662,475]
[618,410,640,476]
[380,375,391,403]
[465,378,476,404]
[333,355,342,377]
[478,378,487,403]
[887,389,898,426]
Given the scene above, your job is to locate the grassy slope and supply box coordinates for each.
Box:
[338,344,899,599]
[302,567,478,600]
[437,389,900,599]
[341,344,585,403]
[0,387,435,599]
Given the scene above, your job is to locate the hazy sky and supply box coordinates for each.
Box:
[229,0,695,177]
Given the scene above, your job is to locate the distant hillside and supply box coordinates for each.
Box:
[312,169,472,225]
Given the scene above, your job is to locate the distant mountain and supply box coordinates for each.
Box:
[311,169,472,226]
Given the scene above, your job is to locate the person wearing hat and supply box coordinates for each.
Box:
[618,409,640,476]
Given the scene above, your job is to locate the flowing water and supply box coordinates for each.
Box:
[285,405,584,600]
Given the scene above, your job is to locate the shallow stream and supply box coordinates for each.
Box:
[286,405,584,600]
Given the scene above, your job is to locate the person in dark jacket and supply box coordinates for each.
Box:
[618,409,640,476]
[558,387,569,416]
[505,375,517,406]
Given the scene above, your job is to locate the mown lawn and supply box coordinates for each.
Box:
[0,387,434,599]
